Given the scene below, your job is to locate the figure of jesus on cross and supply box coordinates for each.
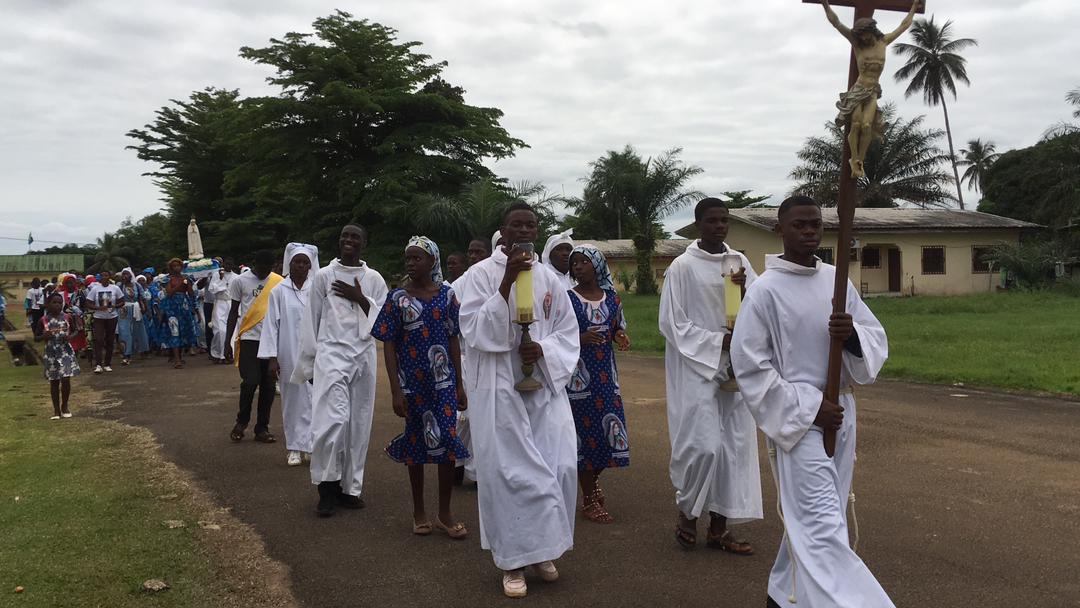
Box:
[820,0,921,178]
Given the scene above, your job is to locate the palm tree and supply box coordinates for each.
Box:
[791,104,955,209]
[86,233,130,273]
[581,145,702,294]
[893,16,977,209]
[1042,86,1080,140]
[720,190,771,208]
[957,139,1000,193]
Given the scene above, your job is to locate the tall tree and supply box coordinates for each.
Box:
[237,12,525,250]
[720,190,771,208]
[86,234,130,274]
[1042,86,1080,140]
[978,132,1080,229]
[791,104,954,209]
[957,139,1000,193]
[580,146,701,295]
[893,16,977,209]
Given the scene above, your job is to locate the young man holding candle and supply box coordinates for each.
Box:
[730,196,890,607]
[457,202,580,598]
[294,225,388,517]
[659,197,763,553]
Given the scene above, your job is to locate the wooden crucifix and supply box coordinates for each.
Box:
[803,0,923,457]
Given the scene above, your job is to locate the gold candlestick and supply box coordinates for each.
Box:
[514,321,543,393]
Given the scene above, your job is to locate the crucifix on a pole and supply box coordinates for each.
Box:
[803,0,923,457]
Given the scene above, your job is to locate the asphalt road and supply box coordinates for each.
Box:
[90,353,1080,607]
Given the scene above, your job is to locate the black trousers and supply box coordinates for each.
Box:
[236,339,275,433]
[202,302,214,346]
[92,317,118,367]
[29,309,45,337]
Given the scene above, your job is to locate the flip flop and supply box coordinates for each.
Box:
[413,520,433,536]
[435,517,468,539]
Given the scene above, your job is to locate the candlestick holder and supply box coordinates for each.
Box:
[514,320,543,393]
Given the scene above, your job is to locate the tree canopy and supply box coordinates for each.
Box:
[978,132,1080,230]
[790,104,955,209]
[127,12,526,274]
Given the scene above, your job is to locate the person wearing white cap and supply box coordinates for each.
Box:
[540,228,574,291]
[259,243,320,466]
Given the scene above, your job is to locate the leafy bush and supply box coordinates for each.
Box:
[987,240,1069,289]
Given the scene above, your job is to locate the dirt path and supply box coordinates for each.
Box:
[89,353,1080,607]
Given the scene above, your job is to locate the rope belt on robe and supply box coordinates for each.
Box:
[234,272,284,367]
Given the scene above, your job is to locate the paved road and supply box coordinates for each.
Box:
[91,353,1080,607]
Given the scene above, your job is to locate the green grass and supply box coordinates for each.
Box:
[619,290,1080,396]
[0,367,223,607]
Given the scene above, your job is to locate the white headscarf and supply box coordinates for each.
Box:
[283,243,320,278]
[491,230,503,253]
[541,228,574,266]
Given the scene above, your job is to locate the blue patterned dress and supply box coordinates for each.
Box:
[158,278,198,349]
[373,283,470,465]
[567,289,630,471]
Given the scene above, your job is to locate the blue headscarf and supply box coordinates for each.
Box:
[407,236,443,284]
[571,244,614,292]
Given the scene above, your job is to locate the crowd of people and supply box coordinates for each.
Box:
[28,194,892,606]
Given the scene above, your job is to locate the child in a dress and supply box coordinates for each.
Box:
[373,236,470,539]
[35,292,80,420]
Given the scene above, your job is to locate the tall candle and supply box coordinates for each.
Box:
[724,274,741,329]
[515,268,534,322]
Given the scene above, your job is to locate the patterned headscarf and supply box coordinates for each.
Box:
[407,236,443,284]
[571,244,614,292]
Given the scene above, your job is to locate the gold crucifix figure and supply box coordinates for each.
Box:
[822,0,921,178]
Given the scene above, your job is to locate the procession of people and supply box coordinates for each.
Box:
[34,195,891,606]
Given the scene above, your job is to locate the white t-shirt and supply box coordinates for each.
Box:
[25,288,43,310]
[87,283,125,320]
[228,271,271,341]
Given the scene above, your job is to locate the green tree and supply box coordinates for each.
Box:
[978,132,1080,229]
[113,213,183,271]
[1042,86,1080,140]
[579,146,701,295]
[957,139,1000,193]
[719,190,771,208]
[237,12,525,250]
[893,16,977,209]
[86,234,130,274]
[791,104,954,209]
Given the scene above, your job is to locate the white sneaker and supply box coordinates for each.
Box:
[103,366,113,372]
[502,570,527,598]
[532,561,559,583]
[94,365,103,374]
[61,412,73,419]
[287,451,302,466]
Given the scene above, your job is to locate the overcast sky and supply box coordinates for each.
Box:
[2,0,1077,255]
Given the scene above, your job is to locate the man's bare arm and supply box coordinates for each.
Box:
[884,0,921,44]
[821,0,854,41]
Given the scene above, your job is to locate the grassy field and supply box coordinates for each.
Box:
[619,290,1080,397]
[0,366,225,607]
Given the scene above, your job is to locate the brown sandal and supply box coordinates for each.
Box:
[581,489,614,524]
[435,518,468,539]
[706,529,754,555]
[413,520,433,536]
[675,513,697,550]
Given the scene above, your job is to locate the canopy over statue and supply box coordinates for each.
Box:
[187,217,204,260]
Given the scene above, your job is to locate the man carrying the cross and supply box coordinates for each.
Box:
[822,0,920,178]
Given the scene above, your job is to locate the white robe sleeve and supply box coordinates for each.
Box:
[534,283,579,392]
[459,269,512,354]
[658,261,726,380]
[843,281,889,386]
[291,272,324,384]
[730,290,822,453]
[257,288,282,360]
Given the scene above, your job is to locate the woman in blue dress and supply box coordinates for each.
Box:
[373,236,470,539]
[159,258,198,368]
[566,244,632,524]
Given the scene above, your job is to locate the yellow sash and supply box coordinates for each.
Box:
[234,272,284,366]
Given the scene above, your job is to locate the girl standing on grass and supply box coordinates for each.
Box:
[373,236,470,539]
[36,292,80,420]
[566,244,631,524]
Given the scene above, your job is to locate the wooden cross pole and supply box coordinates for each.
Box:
[802,0,923,457]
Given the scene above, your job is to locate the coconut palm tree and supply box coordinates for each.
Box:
[1042,86,1080,140]
[893,16,977,209]
[957,139,1000,193]
[791,104,955,209]
[86,233,130,273]
[581,145,702,294]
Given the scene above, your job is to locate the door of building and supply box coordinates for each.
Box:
[888,248,902,292]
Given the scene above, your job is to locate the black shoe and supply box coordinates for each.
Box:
[316,482,337,517]
[766,596,784,608]
[337,492,365,509]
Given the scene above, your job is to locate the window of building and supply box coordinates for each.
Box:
[921,246,946,275]
[815,247,834,265]
[972,246,994,273]
[861,247,881,269]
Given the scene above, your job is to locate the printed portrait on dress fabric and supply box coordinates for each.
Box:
[603,413,629,453]
[398,292,423,324]
[428,345,450,384]
[569,359,591,393]
[422,410,442,450]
